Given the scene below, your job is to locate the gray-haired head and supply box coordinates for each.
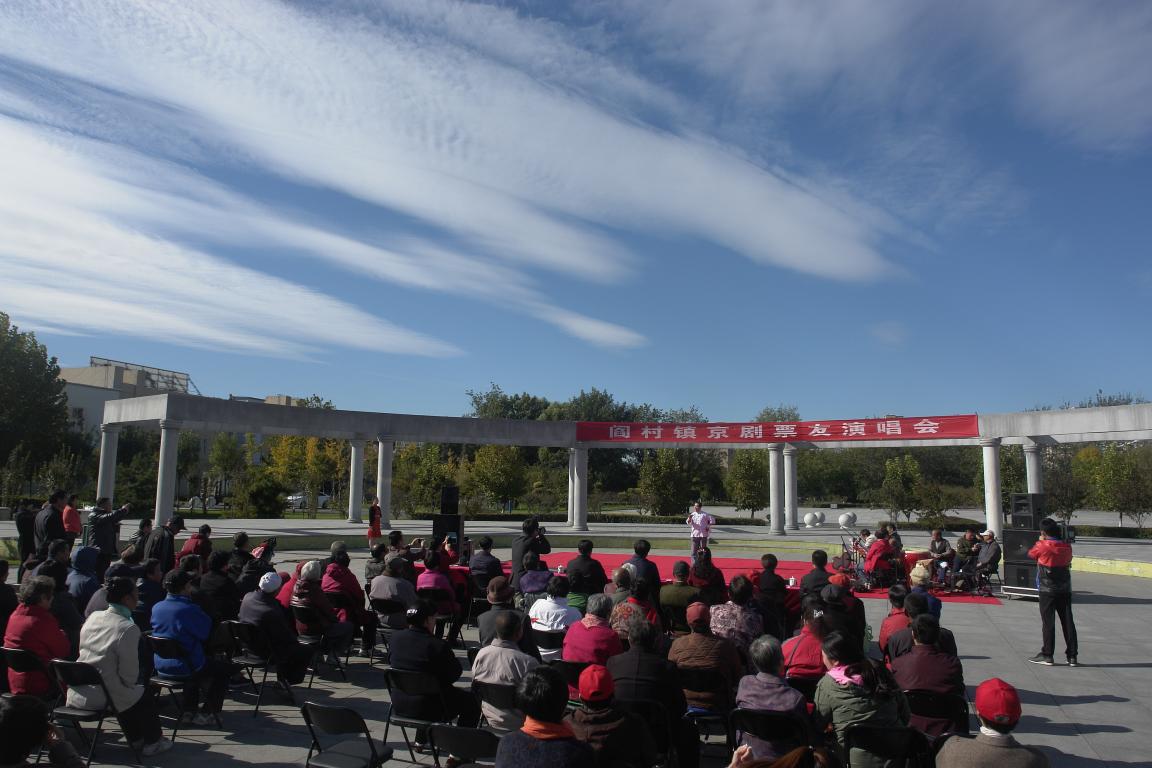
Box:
[612,565,633,588]
[749,635,784,675]
[586,592,613,619]
[301,560,324,582]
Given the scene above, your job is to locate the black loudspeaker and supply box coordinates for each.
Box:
[1009,493,1045,529]
[440,486,460,515]
[1002,529,1039,563]
[1003,562,1038,589]
[432,513,462,545]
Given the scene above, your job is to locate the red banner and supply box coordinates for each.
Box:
[576,414,979,443]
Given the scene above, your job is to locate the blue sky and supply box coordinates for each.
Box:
[1,1,1150,422]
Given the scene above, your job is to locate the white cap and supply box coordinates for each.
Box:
[258,571,283,593]
[980,529,995,537]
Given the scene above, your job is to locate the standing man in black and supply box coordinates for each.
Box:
[33,490,68,558]
[88,498,133,558]
[142,515,185,575]
[510,516,551,591]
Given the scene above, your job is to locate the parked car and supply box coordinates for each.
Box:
[286,492,330,509]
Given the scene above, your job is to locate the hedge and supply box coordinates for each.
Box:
[1065,525,1152,539]
[407,510,768,526]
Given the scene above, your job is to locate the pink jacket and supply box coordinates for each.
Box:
[562,620,624,665]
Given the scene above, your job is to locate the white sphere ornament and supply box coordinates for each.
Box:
[838,511,858,528]
[803,512,819,528]
[814,511,826,525]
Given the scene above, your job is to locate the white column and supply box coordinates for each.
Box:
[376,439,394,528]
[566,449,577,527]
[153,420,181,527]
[768,443,784,535]
[981,438,1003,540]
[572,447,589,532]
[1023,443,1044,494]
[96,424,120,506]
[348,439,366,523]
[783,445,799,531]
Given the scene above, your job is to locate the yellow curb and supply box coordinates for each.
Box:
[1072,558,1152,579]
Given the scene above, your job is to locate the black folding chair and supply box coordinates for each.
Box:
[148,634,223,739]
[677,667,733,751]
[617,698,673,765]
[661,604,689,635]
[844,724,932,768]
[466,645,481,669]
[416,588,458,639]
[429,724,502,768]
[226,620,294,716]
[903,690,971,737]
[49,660,142,767]
[302,700,394,768]
[293,606,349,686]
[471,680,520,731]
[369,597,407,662]
[530,628,566,654]
[786,676,820,703]
[467,574,492,628]
[381,667,456,762]
[727,708,812,757]
[1,647,59,701]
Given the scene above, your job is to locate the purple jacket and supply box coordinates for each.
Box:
[735,673,808,759]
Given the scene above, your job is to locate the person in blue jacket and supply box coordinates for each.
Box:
[150,570,232,725]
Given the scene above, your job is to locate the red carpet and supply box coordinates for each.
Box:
[537,551,1000,605]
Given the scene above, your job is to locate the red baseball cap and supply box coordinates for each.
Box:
[828,573,851,588]
[686,602,710,627]
[975,678,1021,727]
[578,664,614,702]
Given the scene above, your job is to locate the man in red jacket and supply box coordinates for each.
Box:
[1027,520,1078,667]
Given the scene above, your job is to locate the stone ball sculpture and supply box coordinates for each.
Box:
[803,511,819,528]
[838,511,858,528]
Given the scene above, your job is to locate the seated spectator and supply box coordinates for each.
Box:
[134,558,166,624]
[150,570,231,725]
[3,576,70,697]
[563,593,624,665]
[528,576,581,661]
[688,546,726,605]
[627,539,662,593]
[32,538,70,579]
[814,631,910,768]
[480,577,541,659]
[468,536,505,588]
[0,559,17,687]
[277,561,305,611]
[65,546,101,615]
[566,664,657,768]
[565,539,608,613]
[886,592,957,660]
[953,528,979,571]
[0,695,89,766]
[877,585,910,659]
[819,584,864,648]
[177,524,213,569]
[610,577,661,639]
[736,636,808,760]
[909,572,942,620]
[226,531,254,581]
[829,573,866,632]
[236,538,276,595]
[198,550,240,621]
[951,530,1001,591]
[38,561,81,659]
[800,551,831,598]
[415,550,460,644]
[756,554,788,632]
[606,566,632,606]
[782,605,827,681]
[174,555,217,622]
[608,617,697,768]
[668,602,743,713]
[128,518,153,559]
[936,678,1050,768]
[494,666,595,768]
[660,561,700,633]
[710,575,764,658]
[363,542,389,588]
[384,530,422,583]
[239,572,311,686]
[518,551,552,597]
[388,600,481,743]
[890,615,964,737]
[323,550,380,656]
[104,545,144,582]
[472,610,539,730]
[863,530,895,584]
[928,529,955,572]
[885,523,904,555]
[68,577,172,756]
[291,560,355,660]
[369,557,417,630]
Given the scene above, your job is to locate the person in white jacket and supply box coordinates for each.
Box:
[66,577,172,757]
[526,576,582,661]
[686,502,716,558]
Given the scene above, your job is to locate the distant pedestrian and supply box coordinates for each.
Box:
[367,497,382,550]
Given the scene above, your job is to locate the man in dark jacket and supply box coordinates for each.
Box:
[509,517,551,591]
[467,536,504,586]
[478,577,540,659]
[625,540,661,599]
[238,572,310,685]
[199,550,242,621]
[886,592,958,660]
[14,504,38,574]
[566,664,656,768]
[565,539,608,596]
[142,516,185,575]
[388,600,480,738]
[800,550,831,598]
[891,615,964,736]
[226,532,254,581]
[87,498,133,557]
[33,491,68,558]
[1028,520,1078,666]
[735,636,808,759]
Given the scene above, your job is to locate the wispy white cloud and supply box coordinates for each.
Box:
[869,321,909,347]
[0,0,904,358]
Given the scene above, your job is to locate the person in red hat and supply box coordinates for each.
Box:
[565,664,656,768]
[936,678,1050,767]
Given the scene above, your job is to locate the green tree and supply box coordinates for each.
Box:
[471,445,528,507]
[637,449,692,516]
[726,449,769,514]
[880,454,922,522]
[0,312,68,466]
[1095,444,1134,527]
[230,466,286,519]
[754,404,801,423]
[1043,446,1091,525]
[208,432,247,501]
[0,444,30,508]
[36,448,84,497]
[466,383,551,421]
